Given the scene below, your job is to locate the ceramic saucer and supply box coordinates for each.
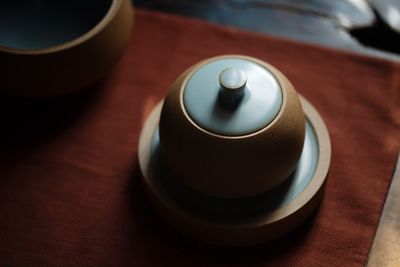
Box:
[138,97,331,246]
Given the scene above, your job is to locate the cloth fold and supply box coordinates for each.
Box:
[0,8,399,266]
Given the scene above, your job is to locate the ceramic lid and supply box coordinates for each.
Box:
[183,57,283,136]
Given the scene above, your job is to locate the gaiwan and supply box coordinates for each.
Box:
[138,55,331,246]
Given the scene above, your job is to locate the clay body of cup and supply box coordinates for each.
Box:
[159,55,305,198]
[0,0,133,97]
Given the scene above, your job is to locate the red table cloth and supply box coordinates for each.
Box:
[0,9,399,266]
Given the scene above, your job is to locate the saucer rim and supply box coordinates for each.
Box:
[138,96,331,245]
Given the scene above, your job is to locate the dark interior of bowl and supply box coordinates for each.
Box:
[0,0,113,50]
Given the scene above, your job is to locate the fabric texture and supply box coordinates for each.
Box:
[0,8,399,266]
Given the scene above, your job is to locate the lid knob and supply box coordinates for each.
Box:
[218,68,247,109]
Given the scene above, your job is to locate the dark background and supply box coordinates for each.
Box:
[135,0,400,60]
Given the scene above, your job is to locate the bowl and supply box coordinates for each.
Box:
[159,55,305,198]
[0,0,133,97]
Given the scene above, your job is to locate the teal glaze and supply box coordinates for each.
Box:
[150,119,319,215]
[218,68,247,109]
[0,0,112,50]
[280,121,318,206]
[183,58,283,136]
[219,68,247,90]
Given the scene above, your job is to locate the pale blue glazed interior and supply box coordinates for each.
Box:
[150,119,319,215]
[0,0,112,50]
[183,58,283,136]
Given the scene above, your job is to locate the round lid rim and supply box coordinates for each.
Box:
[180,55,287,138]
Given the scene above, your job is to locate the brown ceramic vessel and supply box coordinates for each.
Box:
[159,55,305,198]
[0,0,133,97]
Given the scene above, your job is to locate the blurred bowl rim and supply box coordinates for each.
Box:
[0,0,123,55]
